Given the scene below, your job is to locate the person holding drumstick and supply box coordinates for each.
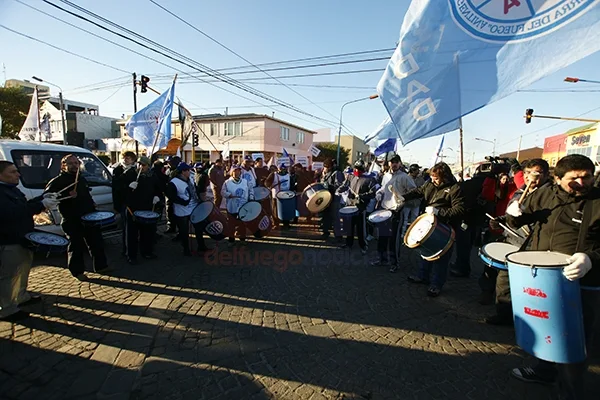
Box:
[122,156,162,264]
[46,154,109,280]
[0,161,59,321]
[506,155,600,398]
[402,162,465,297]
[320,159,344,239]
[222,165,254,245]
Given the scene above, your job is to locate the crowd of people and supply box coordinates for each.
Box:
[1,149,599,399]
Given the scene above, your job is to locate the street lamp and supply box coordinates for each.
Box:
[564,76,600,84]
[474,137,496,156]
[32,76,67,144]
[336,94,379,165]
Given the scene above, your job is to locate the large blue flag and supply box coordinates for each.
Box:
[377,1,600,146]
[126,80,175,154]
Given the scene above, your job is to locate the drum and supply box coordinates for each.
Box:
[302,183,332,214]
[25,231,69,254]
[239,201,273,238]
[253,186,272,215]
[479,242,519,271]
[81,211,116,227]
[276,191,296,221]
[336,205,359,236]
[403,213,454,261]
[507,251,586,364]
[191,201,231,241]
[368,209,394,237]
[134,211,161,225]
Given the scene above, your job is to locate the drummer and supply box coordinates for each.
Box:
[165,162,209,255]
[112,151,138,256]
[266,163,293,229]
[221,165,254,245]
[320,159,344,239]
[208,158,226,210]
[484,158,550,326]
[241,156,257,190]
[293,163,313,222]
[373,155,416,272]
[123,156,162,264]
[254,157,270,187]
[505,155,600,398]
[46,154,110,280]
[402,162,465,297]
[0,161,59,322]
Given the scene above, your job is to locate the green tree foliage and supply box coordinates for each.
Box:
[0,87,30,138]
[314,142,349,168]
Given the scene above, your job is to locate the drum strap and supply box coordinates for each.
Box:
[576,200,593,253]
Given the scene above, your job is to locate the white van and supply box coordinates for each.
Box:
[0,140,116,236]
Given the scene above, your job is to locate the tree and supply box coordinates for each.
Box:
[314,142,350,168]
[0,87,30,138]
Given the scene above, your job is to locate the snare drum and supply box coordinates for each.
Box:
[336,206,359,236]
[81,211,116,227]
[507,251,585,363]
[368,209,393,237]
[239,201,273,238]
[404,214,454,261]
[479,242,518,270]
[276,190,296,221]
[302,183,332,214]
[191,201,231,240]
[253,186,272,215]
[134,210,161,225]
[25,231,69,254]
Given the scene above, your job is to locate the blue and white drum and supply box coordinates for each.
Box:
[404,213,454,261]
[276,190,296,221]
[368,209,393,237]
[25,231,69,253]
[479,242,518,271]
[81,211,116,227]
[134,211,160,225]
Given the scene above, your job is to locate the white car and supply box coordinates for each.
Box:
[0,140,116,236]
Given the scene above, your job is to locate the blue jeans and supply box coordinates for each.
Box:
[418,248,453,289]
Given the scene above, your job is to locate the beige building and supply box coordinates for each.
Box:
[333,134,370,166]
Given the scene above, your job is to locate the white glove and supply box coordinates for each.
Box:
[42,197,59,210]
[375,192,382,202]
[563,253,592,281]
[152,196,160,205]
[506,201,523,217]
[129,181,138,190]
[425,206,438,215]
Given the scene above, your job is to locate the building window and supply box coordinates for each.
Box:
[210,123,219,136]
[224,122,242,136]
[296,131,305,144]
[280,126,289,141]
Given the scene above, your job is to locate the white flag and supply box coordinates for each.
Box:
[19,87,40,141]
[267,156,274,168]
[308,144,321,157]
[176,146,181,158]
[222,142,230,160]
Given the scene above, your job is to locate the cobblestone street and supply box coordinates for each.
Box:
[1,223,598,400]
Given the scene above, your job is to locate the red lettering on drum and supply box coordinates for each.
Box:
[545,336,552,344]
[523,287,548,298]
[524,307,549,319]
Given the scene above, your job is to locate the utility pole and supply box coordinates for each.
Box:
[133,72,139,156]
[516,135,522,161]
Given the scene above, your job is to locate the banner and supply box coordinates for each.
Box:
[18,86,39,141]
[251,153,264,161]
[276,157,290,167]
[308,144,321,157]
[312,161,324,171]
[295,155,309,168]
[376,1,600,145]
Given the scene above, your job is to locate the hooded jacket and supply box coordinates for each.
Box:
[403,179,465,227]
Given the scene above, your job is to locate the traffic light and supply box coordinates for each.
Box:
[140,75,150,93]
[192,133,199,147]
[564,77,580,83]
[525,108,534,124]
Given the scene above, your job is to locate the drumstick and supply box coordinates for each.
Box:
[518,181,532,205]
[58,195,75,201]
[485,213,521,238]
[56,180,78,195]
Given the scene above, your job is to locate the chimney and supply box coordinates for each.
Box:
[225,107,228,116]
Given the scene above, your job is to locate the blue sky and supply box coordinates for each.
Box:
[1,0,599,166]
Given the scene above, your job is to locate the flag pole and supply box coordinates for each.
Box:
[35,86,41,142]
[455,53,464,180]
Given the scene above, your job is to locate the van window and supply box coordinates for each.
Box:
[11,150,112,189]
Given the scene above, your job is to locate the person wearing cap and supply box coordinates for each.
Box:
[164,156,182,234]
[221,165,254,244]
[336,160,377,254]
[112,151,138,256]
[265,163,293,229]
[320,159,344,239]
[123,156,162,264]
[402,164,424,237]
[165,163,209,255]
[193,162,211,202]
[373,155,416,271]
[208,159,226,211]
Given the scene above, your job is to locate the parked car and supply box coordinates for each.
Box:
[0,140,116,236]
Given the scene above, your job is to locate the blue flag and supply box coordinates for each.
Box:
[374,138,397,156]
[282,148,294,163]
[126,80,175,154]
[377,1,600,146]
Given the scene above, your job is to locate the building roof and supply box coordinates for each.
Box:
[565,123,597,135]
[499,146,543,161]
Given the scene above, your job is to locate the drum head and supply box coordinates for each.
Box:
[306,191,332,213]
[482,242,519,261]
[405,214,434,246]
[253,186,270,201]
[276,190,296,200]
[134,211,160,219]
[239,201,262,222]
[82,211,114,221]
[339,206,358,215]
[506,251,570,267]
[25,232,69,246]
[190,202,214,224]
[368,209,392,223]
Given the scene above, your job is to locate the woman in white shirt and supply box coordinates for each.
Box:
[221,165,254,244]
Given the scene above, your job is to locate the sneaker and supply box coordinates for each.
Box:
[484,315,513,326]
[74,273,87,281]
[510,367,556,385]
[0,310,30,322]
[427,286,441,297]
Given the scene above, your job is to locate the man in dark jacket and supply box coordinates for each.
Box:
[320,159,344,239]
[46,154,109,279]
[506,155,600,399]
[403,162,465,297]
[112,151,137,256]
[337,160,376,254]
[0,161,59,321]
